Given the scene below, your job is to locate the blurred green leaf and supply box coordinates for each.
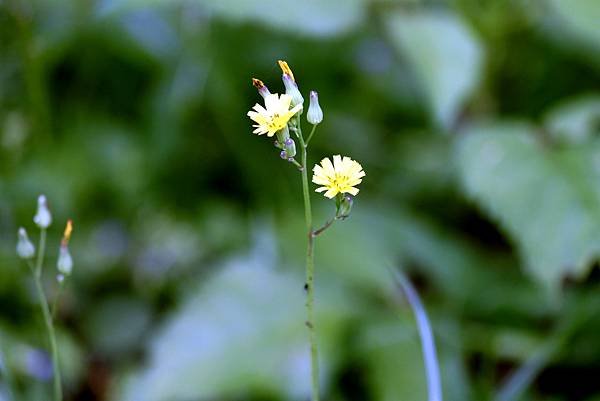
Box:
[82,296,151,357]
[455,122,600,290]
[385,9,483,129]
[116,230,354,401]
[545,0,600,53]
[544,94,600,145]
[358,316,427,401]
[106,0,367,37]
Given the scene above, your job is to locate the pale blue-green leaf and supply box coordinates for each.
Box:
[455,122,600,290]
[385,10,483,129]
[115,230,354,401]
[98,0,366,37]
[545,0,600,53]
[544,94,600,144]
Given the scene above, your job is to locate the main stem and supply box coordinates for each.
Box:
[33,229,62,401]
[298,121,320,401]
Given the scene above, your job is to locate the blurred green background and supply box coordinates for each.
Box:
[1,0,599,400]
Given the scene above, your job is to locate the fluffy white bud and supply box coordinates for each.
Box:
[16,227,35,259]
[57,245,73,275]
[33,195,52,229]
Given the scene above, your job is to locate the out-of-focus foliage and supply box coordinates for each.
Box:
[0,0,599,400]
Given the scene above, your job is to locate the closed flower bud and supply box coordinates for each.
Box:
[57,245,73,275]
[282,74,304,109]
[33,195,52,228]
[307,91,323,125]
[252,78,271,99]
[16,227,35,259]
[336,194,354,220]
[283,137,296,158]
[57,220,73,275]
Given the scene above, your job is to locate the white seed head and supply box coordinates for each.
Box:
[307,91,323,125]
[33,195,52,229]
[16,227,35,259]
[57,245,73,275]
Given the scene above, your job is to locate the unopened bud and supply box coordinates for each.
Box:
[336,194,354,220]
[252,78,271,99]
[282,74,304,109]
[17,228,35,259]
[280,150,288,160]
[33,195,52,228]
[307,91,323,125]
[277,60,295,82]
[57,245,73,276]
[283,137,296,158]
[62,219,73,246]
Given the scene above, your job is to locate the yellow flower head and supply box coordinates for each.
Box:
[247,93,302,137]
[312,155,365,199]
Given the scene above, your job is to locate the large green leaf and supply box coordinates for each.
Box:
[545,0,600,54]
[544,94,600,145]
[455,122,600,290]
[114,231,354,401]
[385,10,483,129]
[101,0,367,37]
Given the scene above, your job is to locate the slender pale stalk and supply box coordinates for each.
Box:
[0,343,16,401]
[35,228,46,278]
[30,229,62,401]
[296,117,320,401]
[305,124,317,146]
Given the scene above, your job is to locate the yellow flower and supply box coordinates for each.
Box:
[312,155,365,199]
[247,93,302,137]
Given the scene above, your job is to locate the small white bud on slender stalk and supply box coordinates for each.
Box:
[33,195,52,228]
[57,246,73,276]
[57,220,73,276]
[307,91,323,125]
[16,227,35,259]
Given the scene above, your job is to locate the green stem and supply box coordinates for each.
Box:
[305,124,317,147]
[51,280,65,320]
[312,217,336,237]
[30,229,62,401]
[297,118,320,401]
[35,229,46,278]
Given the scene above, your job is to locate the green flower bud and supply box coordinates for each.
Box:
[283,137,296,158]
[16,227,35,259]
[336,194,354,220]
[307,91,323,125]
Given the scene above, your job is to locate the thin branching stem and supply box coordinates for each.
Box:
[312,217,336,237]
[288,158,303,170]
[305,124,317,147]
[297,115,320,401]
